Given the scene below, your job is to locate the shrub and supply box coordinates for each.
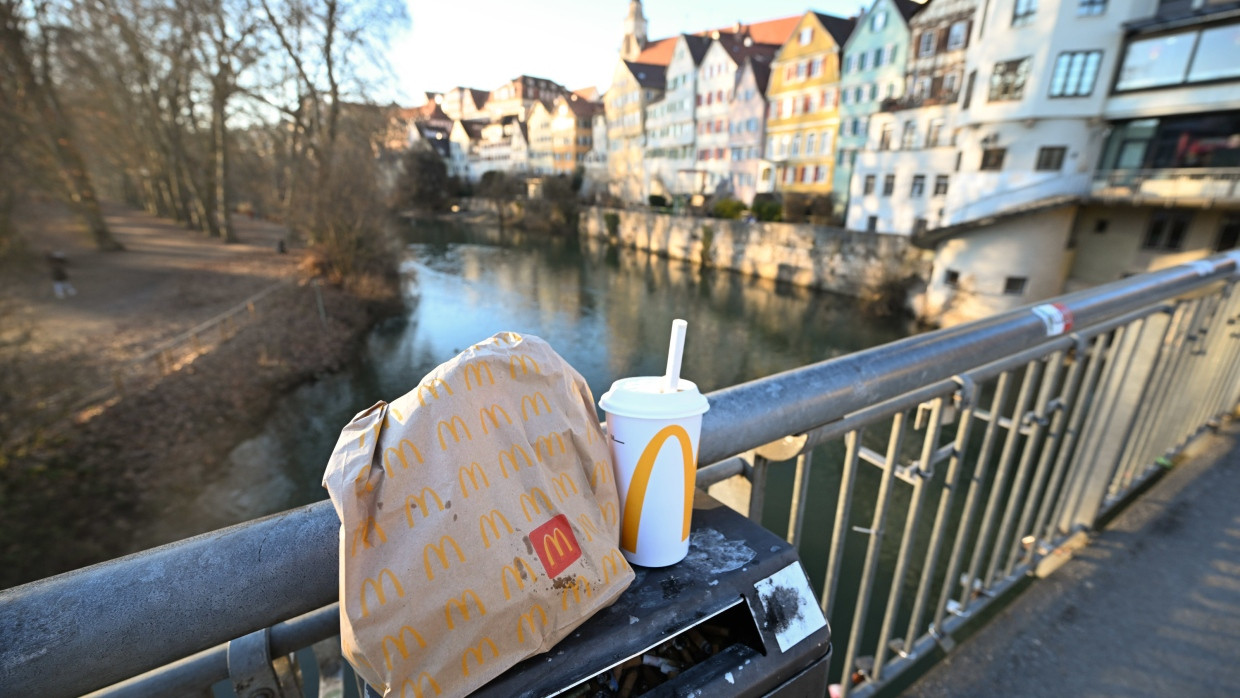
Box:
[711,198,746,220]
[782,192,810,223]
[603,212,620,237]
[648,194,668,208]
[751,194,782,222]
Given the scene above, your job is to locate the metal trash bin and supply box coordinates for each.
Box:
[471,490,833,697]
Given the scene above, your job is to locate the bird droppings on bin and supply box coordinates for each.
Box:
[759,585,805,636]
[681,528,756,575]
[661,575,686,599]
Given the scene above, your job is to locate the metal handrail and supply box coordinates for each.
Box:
[4,252,1240,697]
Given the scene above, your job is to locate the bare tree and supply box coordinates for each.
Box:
[0,0,121,250]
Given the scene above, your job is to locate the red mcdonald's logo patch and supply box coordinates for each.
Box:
[531,514,580,578]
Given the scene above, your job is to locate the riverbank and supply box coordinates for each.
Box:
[0,203,398,588]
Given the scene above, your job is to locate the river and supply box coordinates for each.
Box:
[185,219,916,681]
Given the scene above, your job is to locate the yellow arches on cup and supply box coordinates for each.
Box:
[619,424,695,555]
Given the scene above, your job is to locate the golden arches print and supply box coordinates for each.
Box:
[620,424,695,554]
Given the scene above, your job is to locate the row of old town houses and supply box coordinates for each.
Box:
[401,0,1240,324]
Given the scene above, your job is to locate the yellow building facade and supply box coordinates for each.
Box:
[764,12,855,197]
[551,95,601,174]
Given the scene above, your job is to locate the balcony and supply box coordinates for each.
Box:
[1092,168,1240,207]
[879,92,959,113]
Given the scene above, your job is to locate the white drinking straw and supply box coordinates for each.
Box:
[664,319,687,393]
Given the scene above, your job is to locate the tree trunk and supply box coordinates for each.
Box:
[0,3,122,250]
[212,78,237,243]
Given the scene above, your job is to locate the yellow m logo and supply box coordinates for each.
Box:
[543,529,574,564]
[520,392,551,421]
[458,462,490,498]
[437,416,472,450]
[399,673,440,698]
[462,361,495,390]
[383,439,424,477]
[550,473,578,502]
[519,487,554,522]
[444,589,487,629]
[560,575,592,610]
[461,637,499,677]
[350,517,387,556]
[601,549,630,584]
[479,510,514,548]
[424,536,466,581]
[576,513,600,542]
[381,625,427,670]
[478,404,512,434]
[591,460,612,488]
[533,432,565,463]
[360,568,403,618]
[620,424,695,554]
[509,354,540,378]
[516,603,548,643]
[417,378,454,407]
[405,487,444,528]
[500,557,538,599]
[497,443,533,477]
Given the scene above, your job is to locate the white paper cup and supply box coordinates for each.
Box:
[599,376,710,567]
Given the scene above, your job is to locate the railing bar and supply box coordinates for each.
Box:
[963,360,1041,606]
[1189,288,1239,439]
[933,372,1011,628]
[1119,300,1198,494]
[906,393,974,650]
[694,456,749,489]
[1021,340,1088,567]
[1171,295,1223,453]
[1143,297,1213,469]
[840,411,909,698]
[822,429,863,620]
[999,351,1066,580]
[1040,333,1112,540]
[873,399,944,679]
[748,455,770,525]
[786,451,814,547]
[858,446,887,468]
[984,354,1058,586]
[1200,303,1240,422]
[803,382,958,454]
[1056,322,1130,532]
[1110,303,1191,497]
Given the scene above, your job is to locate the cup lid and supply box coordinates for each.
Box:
[599,377,710,419]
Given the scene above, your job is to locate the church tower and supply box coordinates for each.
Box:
[620,0,648,61]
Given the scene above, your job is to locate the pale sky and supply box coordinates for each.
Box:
[391,0,868,104]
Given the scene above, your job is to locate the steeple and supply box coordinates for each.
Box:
[620,0,648,61]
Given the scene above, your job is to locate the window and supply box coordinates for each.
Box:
[1187,25,1240,83]
[980,148,1007,170]
[807,133,817,155]
[1004,277,1028,295]
[871,9,887,31]
[934,175,949,196]
[1094,219,1108,234]
[810,57,823,77]
[947,21,968,50]
[882,174,895,196]
[879,124,894,150]
[919,31,936,57]
[791,134,801,156]
[800,27,813,45]
[869,83,878,101]
[1013,0,1037,26]
[873,48,883,68]
[989,58,1032,101]
[1036,146,1067,171]
[1144,210,1191,250]
[1116,34,1197,90]
[1216,216,1240,252]
[844,55,855,73]
[859,52,869,71]
[901,121,917,149]
[910,175,926,198]
[1050,51,1102,97]
[816,166,828,183]
[863,175,876,194]
[962,70,977,109]
[927,119,944,148]
[945,269,960,288]
[1078,0,1106,16]
[821,130,832,155]
[867,216,878,232]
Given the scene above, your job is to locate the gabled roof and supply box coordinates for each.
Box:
[469,89,490,108]
[635,36,678,66]
[572,87,600,102]
[457,119,487,140]
[624,61,667,89]
[741,56,773,95]
[812,12,857,46]
[894,0,927,22]
[562,95,603,118]
[681,34,712,66]
[717,36,780,66]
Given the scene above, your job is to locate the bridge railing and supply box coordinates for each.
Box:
[5,253,1240,698]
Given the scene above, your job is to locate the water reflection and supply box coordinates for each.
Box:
[173,219,914,539]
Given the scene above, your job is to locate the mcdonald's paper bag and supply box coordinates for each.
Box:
[323,332,635,698]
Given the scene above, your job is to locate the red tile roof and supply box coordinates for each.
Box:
[635,36,677,65]
[636,14,802,67]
